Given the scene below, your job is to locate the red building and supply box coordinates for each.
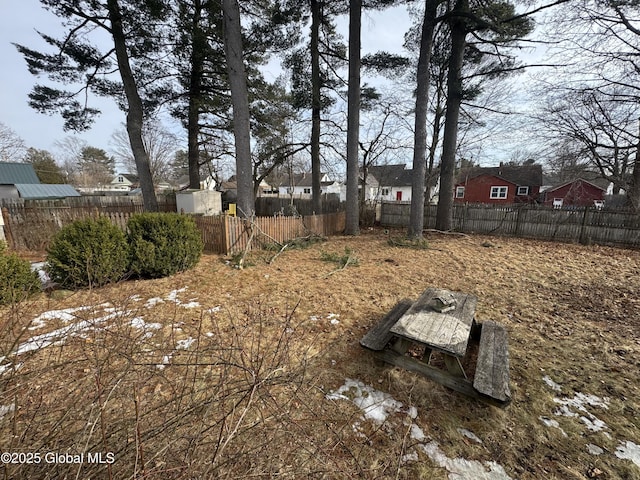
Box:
[542,179,606,208]
[454,164,543,204]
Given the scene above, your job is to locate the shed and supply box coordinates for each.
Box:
[0,162,80,200]
[14,184,81,199]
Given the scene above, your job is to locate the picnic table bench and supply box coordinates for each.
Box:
[360,287,511,408]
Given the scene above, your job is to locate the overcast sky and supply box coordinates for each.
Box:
[0,2,413,161]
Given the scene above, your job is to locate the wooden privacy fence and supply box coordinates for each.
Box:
[1,204,346,255]
[194,211,346,254]
[381,202,640,248]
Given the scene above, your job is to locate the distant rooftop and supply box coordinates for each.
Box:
[0,162,41,184]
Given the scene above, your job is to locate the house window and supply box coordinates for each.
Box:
[456,186,465,198]
[381,188,390,196]
[118,176,124,183]
[303,188,311,194]
[490,186,508,199]
[517,186,529,196]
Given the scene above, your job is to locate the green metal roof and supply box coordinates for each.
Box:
[15,184,80,199]
[0,162,40,184]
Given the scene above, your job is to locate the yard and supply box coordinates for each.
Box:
[1,230,639,479]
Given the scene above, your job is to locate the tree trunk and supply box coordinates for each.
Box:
[435,0,467,231]
[345,0,362,235]
[310,0,322,214]
[106,0,158,212]
[187,0,205,190]
[408,0,438,238]
[222,0,254,218]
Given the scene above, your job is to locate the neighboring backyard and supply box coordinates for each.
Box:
[1,231,639,479]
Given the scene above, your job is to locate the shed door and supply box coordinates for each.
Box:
[396,191,403,201]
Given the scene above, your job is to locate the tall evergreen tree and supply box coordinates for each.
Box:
[223,0,253,217]
[14,0,167,210]
[435,0,534,230]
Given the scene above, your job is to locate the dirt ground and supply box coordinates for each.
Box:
[2,230,639,479]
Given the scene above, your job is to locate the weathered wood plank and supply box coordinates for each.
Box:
[375,349,510,408]
[390,288,477,357]
[360,299,413,351]
[473,320,511,405]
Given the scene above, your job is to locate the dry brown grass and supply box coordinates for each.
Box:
[1,230,639,479]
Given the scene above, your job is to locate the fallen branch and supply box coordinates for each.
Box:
[423,229,469,237]
[324,253,355,278]
[268,243,289,264]
[238,220,256,270]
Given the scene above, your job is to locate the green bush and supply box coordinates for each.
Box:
[46,217,129,289]
[127,213,203,278]
[0,242,41,305]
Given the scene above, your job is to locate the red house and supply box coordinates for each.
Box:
[542,179,606,208]
[454,164,543,204]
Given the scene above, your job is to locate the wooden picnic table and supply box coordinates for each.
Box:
[390,288,477,379]
[360,287,511,408]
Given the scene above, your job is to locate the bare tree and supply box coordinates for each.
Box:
[534,0,640,208]
[0,122,26,162]
[538,88,637,195]
[110,120,179,183]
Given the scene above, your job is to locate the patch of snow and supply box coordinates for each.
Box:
[420,441,513,480]
[29,305,97,330]
[327,379,513,479]
[542,375,562,392]
[580,415,607,432]
[181,301,201,309]
[554,393,609,412]
[30,262,50,285]
[553,392,609,433]
[458,428,483,444]
[326,378,410,424]
[330,318,340,325]
[130,318,162,338]
[402,451,419,463]
[14,308,125,357]
[586,444,603,455]
[309,315,319,322]
[0,404,15,420]
[539,416,567,437]
[145,297,164,308]
[157,355,171,370]
[176,337,196,350]
[406,406,418,420]
[207,306,221,314]
[166,288,187,302]
[615,441,640,467]
[410,423,427,442]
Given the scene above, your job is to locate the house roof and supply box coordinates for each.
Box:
[458,164,543,187]
[366,164,413,187]
[544,178,607,194]
[0,162,41,184]
[15,184,80,199]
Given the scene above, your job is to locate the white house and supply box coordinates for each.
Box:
[109,173,139,191]
[275,173,346,201]
[361,164,414,202]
